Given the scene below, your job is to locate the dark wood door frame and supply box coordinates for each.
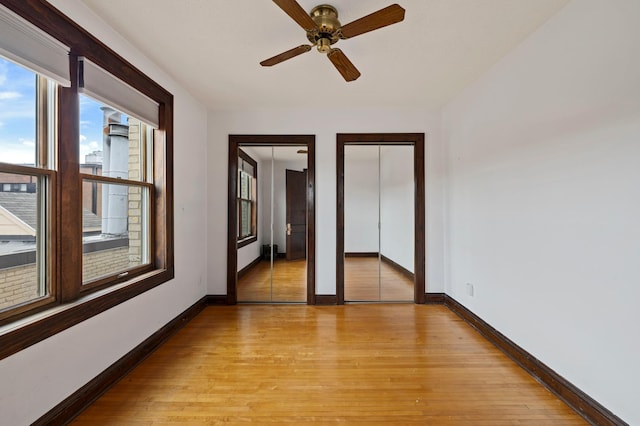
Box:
[336,133,426,304]
[228,135,316,305]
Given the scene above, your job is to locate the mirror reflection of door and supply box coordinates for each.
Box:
[343,144,415,302]
[286,169,307,261]
[235,145,308,303]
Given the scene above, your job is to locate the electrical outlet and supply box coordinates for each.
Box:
[466,283,474,297]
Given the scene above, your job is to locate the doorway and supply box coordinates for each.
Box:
[227,135,315,304]
[336,133,425,304]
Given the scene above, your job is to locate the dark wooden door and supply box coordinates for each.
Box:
[286,169,307,260]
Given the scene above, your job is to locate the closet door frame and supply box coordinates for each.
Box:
[336,133,425,304]
[227,135,316,305]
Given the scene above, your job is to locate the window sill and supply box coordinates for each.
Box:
[0,267,174,361]
[237,236,257,248]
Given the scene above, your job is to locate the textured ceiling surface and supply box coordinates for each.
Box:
[78,0,569,111]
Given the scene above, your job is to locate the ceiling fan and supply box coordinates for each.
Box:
[260,0,406,82]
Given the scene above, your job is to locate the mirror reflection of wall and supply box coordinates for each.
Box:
[344,144,414,302]
[236,145,308,302]
[380,147,415,266]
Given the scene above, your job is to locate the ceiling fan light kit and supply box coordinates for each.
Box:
[261,1,405,82]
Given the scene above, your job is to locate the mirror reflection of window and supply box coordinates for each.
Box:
[237,150,257,243]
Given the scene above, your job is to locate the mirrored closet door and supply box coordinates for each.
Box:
[228,136,315,304]
[337,134,425,304]
[343,144,414,301]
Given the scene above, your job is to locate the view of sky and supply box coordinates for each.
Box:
[0,56,121,166]
[79,93,107,162]
[0,56,35,164]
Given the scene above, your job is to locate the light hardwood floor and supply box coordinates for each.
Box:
[72,304,586,425]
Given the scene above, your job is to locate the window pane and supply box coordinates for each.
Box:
[239,172,245,198]
[241,159,254,176]
[0,57,36,166]
[82,181,149,283]
[239,171,250,199]
[239,200,251,238]
[79,94,152,182]
[0,173,46,310]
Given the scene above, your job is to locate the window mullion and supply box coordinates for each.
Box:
[151,126,169,270]
[56,55,82,303]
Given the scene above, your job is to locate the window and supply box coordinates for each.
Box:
[0,57,55,317]
[237,150,257,247]
[0,1,173,360]
[78,94,153,286]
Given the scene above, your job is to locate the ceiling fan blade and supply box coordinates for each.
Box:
[260,45,312,67]
[339,4,405,39]
[272,0,318,31]
[327,49,361,82]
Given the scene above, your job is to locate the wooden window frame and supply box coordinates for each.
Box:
[237,149,257,248]
[0,0,174,361]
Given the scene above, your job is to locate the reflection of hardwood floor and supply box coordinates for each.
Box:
[345,257,414,302]
[238,259,306,302]
[73,304,586,425]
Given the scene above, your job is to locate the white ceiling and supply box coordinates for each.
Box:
[78,0,569,112]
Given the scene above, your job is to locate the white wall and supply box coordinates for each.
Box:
[0,1,209,424]
[442,0,640,423]
[207,108,445,295]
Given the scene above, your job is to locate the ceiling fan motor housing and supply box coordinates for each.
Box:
[307,5,341,51]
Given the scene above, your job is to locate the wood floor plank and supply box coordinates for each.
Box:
[71,305,586,425]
